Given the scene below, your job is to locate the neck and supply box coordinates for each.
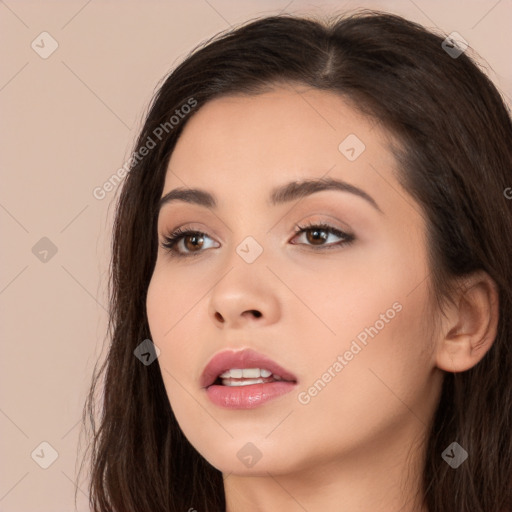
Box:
[223,424,429,512]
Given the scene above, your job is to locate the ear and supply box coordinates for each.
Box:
[435,270,500,373]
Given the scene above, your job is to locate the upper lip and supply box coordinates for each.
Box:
[200,348,298,388]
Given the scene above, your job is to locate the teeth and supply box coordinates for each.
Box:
[242,368,261,378]
[219,368,273,379]
[223,378,267,387]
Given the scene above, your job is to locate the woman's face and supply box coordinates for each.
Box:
[146,85,444,476]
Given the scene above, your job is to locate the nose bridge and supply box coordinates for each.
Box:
[207,222,280,327]
[221,202,271,266]
[218,230,269,295]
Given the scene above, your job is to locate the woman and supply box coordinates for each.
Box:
[81,9,512,512]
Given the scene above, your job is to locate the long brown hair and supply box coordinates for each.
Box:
[80,9,512,511]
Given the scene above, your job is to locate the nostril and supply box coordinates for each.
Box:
[214,310,262,321]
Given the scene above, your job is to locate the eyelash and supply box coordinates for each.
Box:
[160,221,355,258]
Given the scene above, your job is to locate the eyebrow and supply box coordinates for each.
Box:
[158,177,383,214]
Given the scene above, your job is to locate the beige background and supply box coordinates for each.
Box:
[1,1,510,510]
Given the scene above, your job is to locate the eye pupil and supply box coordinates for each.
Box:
[307,228,328,245]
[185,234,204,251]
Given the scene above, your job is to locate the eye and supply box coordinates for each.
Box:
[291,222,355,249]
[160,227,219,258]
[160,222,355,258]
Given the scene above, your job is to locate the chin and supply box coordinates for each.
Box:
[192,439,293,475]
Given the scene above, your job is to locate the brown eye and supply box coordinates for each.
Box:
[304,227,329,245]
[183,233,205,252]
[161,228,219,257]
[292,223,355,249]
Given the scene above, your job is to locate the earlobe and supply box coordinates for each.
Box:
[435,271,499,373]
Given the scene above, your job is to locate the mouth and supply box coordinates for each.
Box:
[201,348,298,409]
[211,368,294,387]
[201,348,298,389]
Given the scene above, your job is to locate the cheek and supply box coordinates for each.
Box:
[146,261,215,340]
[146,276,225,464]
[289,244,433,417]
[290,293,433,463]
[274,245,419,345]
[146,267,205,396]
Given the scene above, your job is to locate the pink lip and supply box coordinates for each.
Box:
[200,348,298,409]
[200,348,298,388]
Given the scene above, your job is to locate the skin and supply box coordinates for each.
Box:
[146,85,499,512]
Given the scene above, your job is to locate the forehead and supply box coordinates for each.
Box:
[162,86,399,207]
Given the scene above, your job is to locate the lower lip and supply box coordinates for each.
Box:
[205,381,297,409]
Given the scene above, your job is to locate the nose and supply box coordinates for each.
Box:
[213,308,262,323]
[208,264,281,329]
